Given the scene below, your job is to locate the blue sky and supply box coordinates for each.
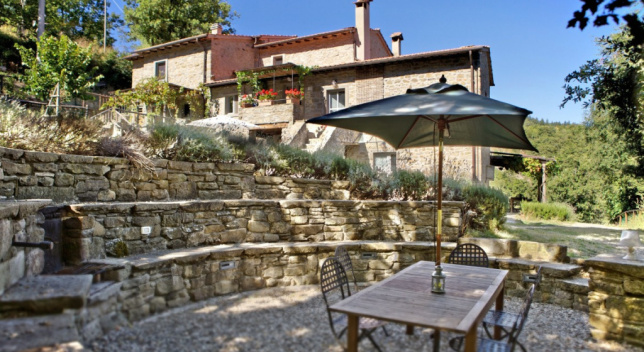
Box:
[112,0,619,124]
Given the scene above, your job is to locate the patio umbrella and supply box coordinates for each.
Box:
[306,77,537,269]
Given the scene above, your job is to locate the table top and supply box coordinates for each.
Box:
[329,261,508,334]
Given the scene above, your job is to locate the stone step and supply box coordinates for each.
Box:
[0,275,93,315]
[559,277,590,294]
[495,258,582,278]
[0,314,83,352]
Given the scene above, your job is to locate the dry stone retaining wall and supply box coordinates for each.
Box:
[61,199,465,265]
[0,147,351,204]
[587,255,644,347]
[0,200,50,295]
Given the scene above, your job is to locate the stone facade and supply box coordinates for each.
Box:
[587,255,644,347]
[60,199,466,265]
[0,147,351,204]
[0,200,50,295]
[131,42,211,89]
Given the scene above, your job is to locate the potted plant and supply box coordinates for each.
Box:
[240,94,256,108]
[256,89,278,106]
[285,88,304,104]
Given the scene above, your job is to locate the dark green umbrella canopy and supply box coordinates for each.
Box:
[307,82,538,152]
[306,79,537,270]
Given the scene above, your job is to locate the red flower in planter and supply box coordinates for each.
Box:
[256,89,278,101]
[285,88,304,99]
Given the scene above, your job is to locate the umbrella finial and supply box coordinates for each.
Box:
[439,75,447,84]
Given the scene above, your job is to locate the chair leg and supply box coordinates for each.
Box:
[448,336,463,352]
[381,326,389,336]
[364,331,384,352]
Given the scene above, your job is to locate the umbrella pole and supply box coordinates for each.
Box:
[436,121,444,266]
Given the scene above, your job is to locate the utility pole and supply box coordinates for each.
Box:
[37,0,45,39]
[103,0,107,52]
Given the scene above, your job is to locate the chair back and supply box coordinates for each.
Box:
[320,257,351,307]
[335,246,359,291]
[320,257,352,339]
[508,284,536,350]
[448,243,489,267]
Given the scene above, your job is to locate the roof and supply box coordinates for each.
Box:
[125,34,212,60]
[253,28,355,48]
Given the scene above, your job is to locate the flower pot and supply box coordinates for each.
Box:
[288,97,301,105]
[241,102,255,108]
[258,100,276,106]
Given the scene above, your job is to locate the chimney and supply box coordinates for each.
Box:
[355,0,372,61]
[210,23,223,35]
[390,32,403,57]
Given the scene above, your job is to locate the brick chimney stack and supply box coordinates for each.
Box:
[355,0,372,61]
[391,32,403,56]
[210,23,223,35]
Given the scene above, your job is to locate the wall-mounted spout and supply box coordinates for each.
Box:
[12,240,54,250]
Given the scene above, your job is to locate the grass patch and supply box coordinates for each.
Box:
[499,215,623,259]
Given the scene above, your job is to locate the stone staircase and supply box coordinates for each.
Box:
[304,124,327,153]
[0,274,125,352]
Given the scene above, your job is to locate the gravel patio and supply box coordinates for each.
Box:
[89,285,643,352]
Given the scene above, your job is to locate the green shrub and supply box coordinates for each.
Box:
[520,201,576,221]
[462,184,508,230]
[389,170,429,200]
[146,123,238,162]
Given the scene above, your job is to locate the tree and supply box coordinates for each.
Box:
[123,0,237,47]
[1,0,122,45]
[16,34,102,101]
[562,28,644,175]
[568,0,644,46]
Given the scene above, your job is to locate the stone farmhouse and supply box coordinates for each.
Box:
[125,0,496,183]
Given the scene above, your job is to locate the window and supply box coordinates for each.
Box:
[373,152,396,174]
[272,55,283,66]
[155,60,167,80]
[328,90,345,113]
[225,95,238,114]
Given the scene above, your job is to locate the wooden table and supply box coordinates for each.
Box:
[329,261,508,352]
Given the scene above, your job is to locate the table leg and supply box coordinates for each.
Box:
[494,283,505,340]
[406,325,414,335]
[433,330,440,352]
[347,315,358,352]
[464,325,477,352]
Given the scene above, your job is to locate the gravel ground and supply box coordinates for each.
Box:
[90,285,643,352]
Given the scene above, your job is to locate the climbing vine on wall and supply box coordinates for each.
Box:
[235,64,316,98]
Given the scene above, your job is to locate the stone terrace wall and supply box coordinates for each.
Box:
[587,255,644,347]
[96,241,442,321]
[0,200,50,295]
[0,147,350,203]
[61,200,465,265]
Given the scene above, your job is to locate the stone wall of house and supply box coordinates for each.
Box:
[0,200,50,295]
[60,199,465,265]
[258,34,356,68]
[131,43,211,89]
[586,255,644,347]
[0,147,351,204]
[369,30,392,58]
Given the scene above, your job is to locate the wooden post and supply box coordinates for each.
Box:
[541,160,547,203]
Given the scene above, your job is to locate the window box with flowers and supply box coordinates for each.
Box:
[256,89,278,106]
[240,94,257,108]
[285,88,304,104]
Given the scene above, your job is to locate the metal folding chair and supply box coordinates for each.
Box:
[448,243,489,268]
[481,267,541,352]
[478,284,536,352]
[319,257,386,352]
